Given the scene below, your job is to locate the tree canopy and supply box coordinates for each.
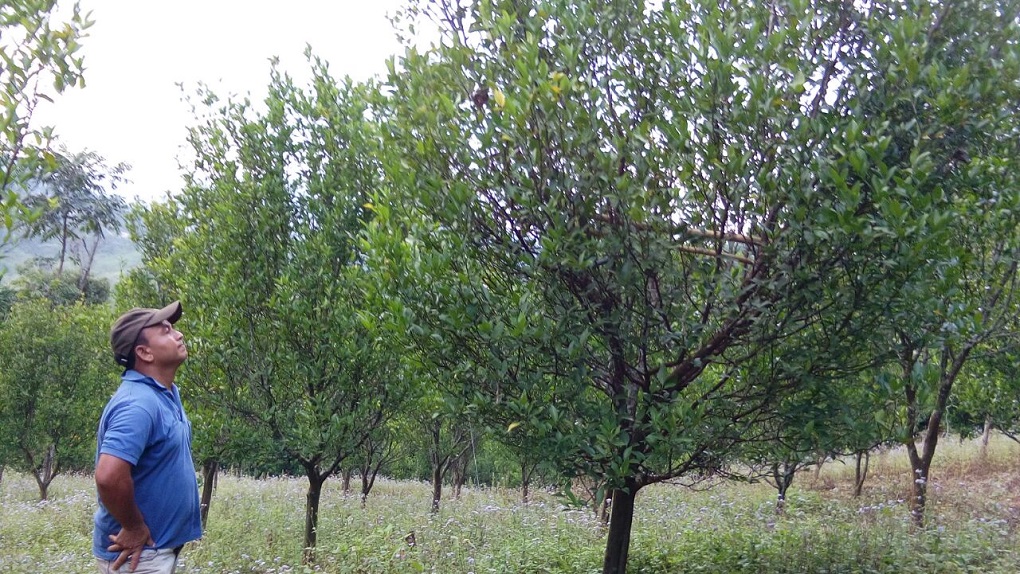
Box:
[0,298,111,499]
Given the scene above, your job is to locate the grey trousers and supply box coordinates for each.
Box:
[96,547,180,574]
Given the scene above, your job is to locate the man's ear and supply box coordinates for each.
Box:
[134,344,153,364]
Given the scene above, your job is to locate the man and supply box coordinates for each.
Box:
[94,301,201,573]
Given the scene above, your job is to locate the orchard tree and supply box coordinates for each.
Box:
[135,59,410,562]
[874,2,1020,521]
[349,422,399,506]
[0,298,111,499]
[838,370,901,497]
[415,393,475,512]
[953,349,1020,455]
[743,381,844,511]
[112,257,233,529]
[890,218,1020,525]
[736,309,895,506]
[1,0,92,241]
[115,202,185,305]
[370,0,1020,571]
[370,238,564,506]
[493,411,550,505]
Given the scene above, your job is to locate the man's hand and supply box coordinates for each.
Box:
[107,524,154,572]
[96,454,153,571]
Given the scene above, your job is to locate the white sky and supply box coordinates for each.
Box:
[34,0,411,203]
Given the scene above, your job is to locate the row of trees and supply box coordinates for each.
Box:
[3,1,1020,573]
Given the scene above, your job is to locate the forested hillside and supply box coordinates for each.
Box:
[0,232,140,285]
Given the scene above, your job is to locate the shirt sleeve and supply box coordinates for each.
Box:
[98,401,154,465]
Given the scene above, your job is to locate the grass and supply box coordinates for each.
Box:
[1,437,1018,573]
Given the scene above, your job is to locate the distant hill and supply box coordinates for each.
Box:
[0,232,142,286]
[1,178,146,286]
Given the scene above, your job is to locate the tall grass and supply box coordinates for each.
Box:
[1,437,1017,573]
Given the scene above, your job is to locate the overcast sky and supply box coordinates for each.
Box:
[34,0,411,203]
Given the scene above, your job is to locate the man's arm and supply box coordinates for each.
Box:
[95,453,154,571]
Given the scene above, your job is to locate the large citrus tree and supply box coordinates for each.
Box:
[370,1,1020,571]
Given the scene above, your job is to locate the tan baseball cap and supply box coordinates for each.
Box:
[110,301,183,367]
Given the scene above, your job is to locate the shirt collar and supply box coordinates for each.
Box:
[123,369,173,392]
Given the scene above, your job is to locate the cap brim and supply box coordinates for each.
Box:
[147,301,182,327]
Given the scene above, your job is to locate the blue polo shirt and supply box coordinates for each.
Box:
[93,370,202,559]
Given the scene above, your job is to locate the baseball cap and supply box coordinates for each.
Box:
[110,301,183,367]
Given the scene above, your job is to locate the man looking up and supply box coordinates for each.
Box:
[94,301,201,573]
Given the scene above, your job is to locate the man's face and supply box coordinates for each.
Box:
[136,320,188,368]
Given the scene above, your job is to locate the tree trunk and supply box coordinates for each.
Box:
[427,418,446,513]
[853,450,870,497]
[303,472,327,564]
[451,455,467,499]
[906,443,931,527]
[360,454,385,508]
[360,472,371,508]
[341,467,353,494]
[979,416,993,461]
[33,444,57,501]
[200,458,218,529]
[905,350,969,526]
[430,465,443,513]
[601,483,638,574]
[57,218,69,276]
[772,461,796,513]
[77,234,101,291]
[520,463,531,505]
[599,492,612,526]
